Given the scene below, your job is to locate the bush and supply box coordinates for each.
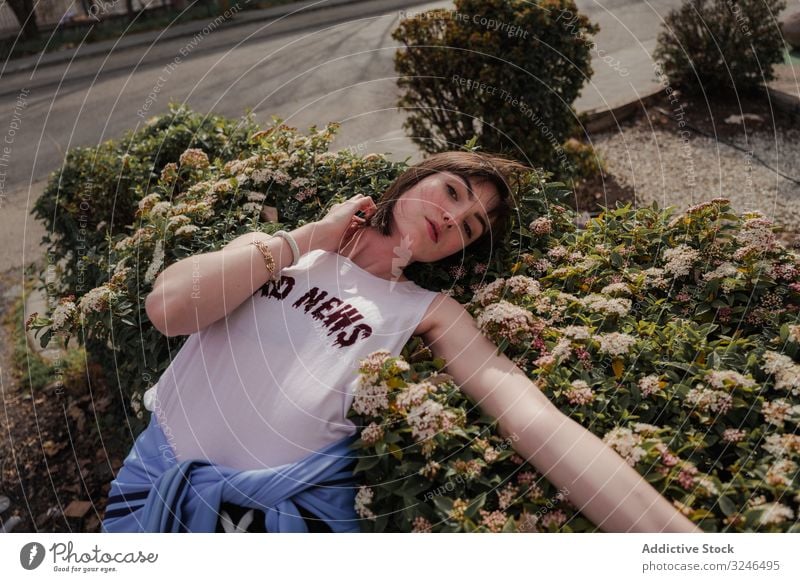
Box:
[32,102,260,299]
[392,0,599,178]
[27,115,427,435]
[348,199,800,532]
[653,0,787,95]
[30,109,800,532]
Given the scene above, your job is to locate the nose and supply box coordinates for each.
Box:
[443,211,454,230]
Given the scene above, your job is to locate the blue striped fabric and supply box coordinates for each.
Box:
[101,413,362,533]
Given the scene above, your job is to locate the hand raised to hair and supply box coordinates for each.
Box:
[314,193,378,252]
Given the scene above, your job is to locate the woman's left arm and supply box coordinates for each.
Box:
[421,294,702,533]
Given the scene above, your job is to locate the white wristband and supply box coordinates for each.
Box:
[273,230,300,267]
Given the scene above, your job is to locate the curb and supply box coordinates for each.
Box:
[768,86,800,120]
[580,86,665,134]
[581,83,800,135]
[3,0,403,76]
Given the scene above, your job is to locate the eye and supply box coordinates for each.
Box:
[464,222,472,238]
[447,184,457,199]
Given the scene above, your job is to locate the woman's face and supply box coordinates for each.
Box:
[390,171,501,263]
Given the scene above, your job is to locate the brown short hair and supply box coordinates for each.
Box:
[368,151,532,258]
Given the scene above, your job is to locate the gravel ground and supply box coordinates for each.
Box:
[592,119,800,244]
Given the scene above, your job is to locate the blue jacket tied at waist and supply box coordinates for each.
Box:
[102,413,361,532]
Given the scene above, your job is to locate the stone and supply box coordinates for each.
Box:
[64,500,92,519]
[724,113,764,124]
[0,515,22,533]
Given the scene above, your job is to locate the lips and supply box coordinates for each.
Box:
[426,218,439,243]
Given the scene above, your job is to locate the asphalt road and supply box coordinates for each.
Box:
[0,0,686,272]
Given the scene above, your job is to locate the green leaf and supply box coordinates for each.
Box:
[353,455,382,473]
[718,495,736,517]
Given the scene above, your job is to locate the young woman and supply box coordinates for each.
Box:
[102,151,702,534]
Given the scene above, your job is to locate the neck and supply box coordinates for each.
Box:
[337,225,413,281]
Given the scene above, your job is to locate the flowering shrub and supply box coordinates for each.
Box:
[29,107,568,435]
[32,102,261,300]
[348,340,580,532]
[27,115,411,433]
[28,104,800,532]
[348,199,800,532]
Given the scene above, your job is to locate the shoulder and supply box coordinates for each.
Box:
[413,292,470,338]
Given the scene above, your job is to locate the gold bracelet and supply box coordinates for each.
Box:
[249,240,279,281]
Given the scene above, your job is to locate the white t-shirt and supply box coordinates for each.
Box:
[143,248,440,471]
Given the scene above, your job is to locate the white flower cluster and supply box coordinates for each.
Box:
[547,245,568,261]
[600,282,631,296]
[762,433,800,456]
[241,202,262,215]
[787,325,800,344]
[602,427,646,467]
[137,192,161,212]
[354,486,376,520]
[662,244,700,278]
[179,148,210,169]
[691,475,719,497]
[580,294,631,317]
[529,217,553,235]
[150,201,173,220]
[761,351,800,396]
[684,198,730,215]
[565,380,594,405]
[561,325,592,340]
[554,256,601,277]
[631,422,660,436]
[407,399,449,441]
[51,300,78,331]
[685,384,733,416]
[505,275,541,297]
[247,168,270,184]
[638,375,662,398]
[702,262,739,292]
[167,214,191,230]
[352,380,389,417]
[223,154,260,176]
[114,228,152,251]
[314,152,338,164]
[78,285,115,315]
[211,179,234,195]
[358,349,393,379]
[471,278,506,307]
[735,217,777,251]
[721,428,747,443]
[705,369,757,391]
[753,502,794,526]
[765,458,798,487]
[597,332,637,357]
[762,398,800,428]
[396,381,437,410]
[360,422,384,445]
[144,239,165,284]
[475,300,535,344]
[641,267,668,290]
[175,225,200,237]
[550,337,573,361]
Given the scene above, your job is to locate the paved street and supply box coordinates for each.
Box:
[0,0,714,272]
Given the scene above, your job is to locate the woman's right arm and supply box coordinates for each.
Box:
[145,193,378,337]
